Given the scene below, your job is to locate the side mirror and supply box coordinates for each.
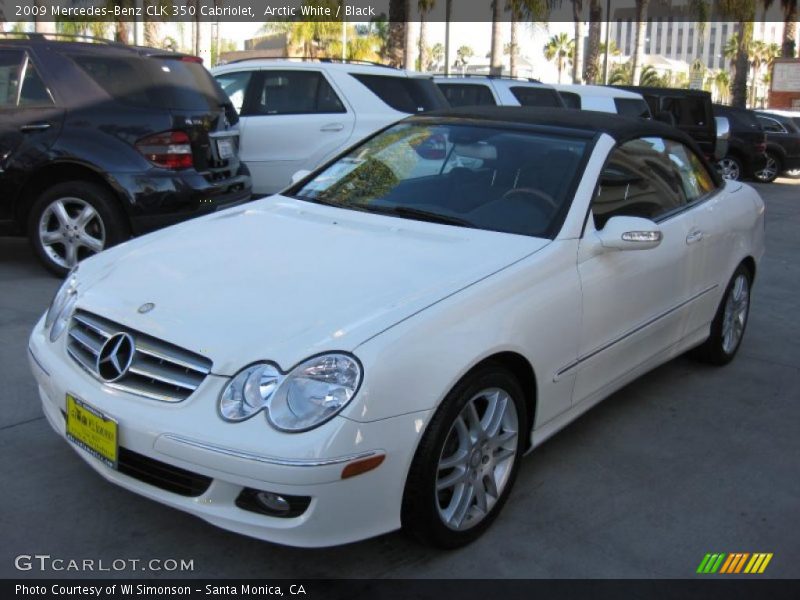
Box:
[596,216,663,251]
[714,116,730,161]
[290,169,311,184]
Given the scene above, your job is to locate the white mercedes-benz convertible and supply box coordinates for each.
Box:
[29,107,765,548]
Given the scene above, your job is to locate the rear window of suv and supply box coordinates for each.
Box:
[71,54,227,111]
[510,86,564,108]
[614,98,651,118]
[350,74,447,113]
[437,83,497,107]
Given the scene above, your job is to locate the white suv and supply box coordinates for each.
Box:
[434,75,566,109]
[213,59,448,195]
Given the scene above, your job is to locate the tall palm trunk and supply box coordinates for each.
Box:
[731,21,751,108]
[419,16,428,71]
[584,0,602,83]
[510,13,519,77]
[444,0,452,73]
[489,0,503,76]
[631,0,649,85]
[782,1,797,57]
[388,0,406,68]
[572,1,584,83]
[404,0,417,70]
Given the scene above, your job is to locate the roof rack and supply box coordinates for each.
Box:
[0,31,124,46]
[223,55,396,69]
[432,73,541,83]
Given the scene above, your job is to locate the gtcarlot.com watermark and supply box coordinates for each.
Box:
[14,554,194,573]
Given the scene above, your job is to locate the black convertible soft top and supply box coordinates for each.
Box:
[417,106,697,146]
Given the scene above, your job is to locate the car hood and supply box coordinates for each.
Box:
[76,196,548,375]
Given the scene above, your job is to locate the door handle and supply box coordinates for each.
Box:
[20,122,51,132]
[686,229,704,244]
[320,123,344,132]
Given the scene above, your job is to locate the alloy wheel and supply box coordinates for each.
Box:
[717,158,741,181]
[436,387,519,531]
[38,197,106,269]
[721,273,750,355]
[755,155,778,182]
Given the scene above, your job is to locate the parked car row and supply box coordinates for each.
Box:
[1,38,791,278]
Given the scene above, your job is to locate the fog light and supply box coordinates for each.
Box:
[234,488,311,518]
[256,491,290,514]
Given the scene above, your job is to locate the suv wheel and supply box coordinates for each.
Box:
[28,181,127,276]
[754,152,780,183]
[717,156,742,181]
[402,364,526,548]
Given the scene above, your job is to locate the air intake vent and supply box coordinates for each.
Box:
[66,309,212,402]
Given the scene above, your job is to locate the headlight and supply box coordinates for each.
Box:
[218,363,281,421]
[45,267,79,342]
[267,354,362,432]
[218,353,362,432]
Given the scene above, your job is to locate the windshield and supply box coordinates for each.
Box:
[291,122,589,238]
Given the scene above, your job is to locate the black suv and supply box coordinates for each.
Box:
[0,35,251,275]
[712,104,768,182]
[616,87,717,159]
[754,110,800,182]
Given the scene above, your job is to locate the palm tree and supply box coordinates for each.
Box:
[593,40,621,83]
[724,32,739,78]
[428,42,444,71]
[763,0,798,58]
[572,0,584,83]
[584,0,602,83]
[455,45,474,75]
[639,65,663,86]
[544,32,574,84]
[630,0,649,85]
[489,0,504,76]
[749,40,769,107]
[387,0,406,67]
[714,70,730,103]
[719,1,756,108]
[418,0,436,72]
[609,61,632,85]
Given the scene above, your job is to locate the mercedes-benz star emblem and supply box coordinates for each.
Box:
[138,303,155,314]
[96,333,135,382]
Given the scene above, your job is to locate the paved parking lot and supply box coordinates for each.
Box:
[1,180,798,579]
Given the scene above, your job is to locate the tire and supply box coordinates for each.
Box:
[402,364,527,548]
[754,152,780,183]
[28,181,128,277]
[716,155,743,181]
[691,264,752,365]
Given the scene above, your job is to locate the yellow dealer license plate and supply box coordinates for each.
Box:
[65,394,118,469]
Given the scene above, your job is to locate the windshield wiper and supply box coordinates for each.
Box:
[364,205,474,228]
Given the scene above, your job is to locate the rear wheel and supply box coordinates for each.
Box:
[691,264,752,365]
[402,365,527,548]
[717,156,743,181]
[754,152,780,183]
[28,181,128,276]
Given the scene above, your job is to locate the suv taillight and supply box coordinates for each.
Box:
[136,131,193,170]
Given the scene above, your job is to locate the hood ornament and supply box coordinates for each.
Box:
[137,303,155,314]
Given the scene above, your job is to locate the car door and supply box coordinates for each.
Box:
[235,69,355,195]
[660,139,726,337]
[0,48,64,224]
[572,136,698,404]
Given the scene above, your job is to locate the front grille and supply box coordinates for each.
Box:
[66,310,212,403]
[118,447,212,497]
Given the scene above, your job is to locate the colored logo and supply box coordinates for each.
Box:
[696,553,773,574]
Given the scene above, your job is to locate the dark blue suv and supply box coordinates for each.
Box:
[0,34,251,275]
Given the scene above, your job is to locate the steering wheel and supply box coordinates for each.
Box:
[500,187,559,212]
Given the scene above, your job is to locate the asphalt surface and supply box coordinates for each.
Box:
[1,180,798,579]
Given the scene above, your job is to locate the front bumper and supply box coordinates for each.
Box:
[29,316,429,547]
